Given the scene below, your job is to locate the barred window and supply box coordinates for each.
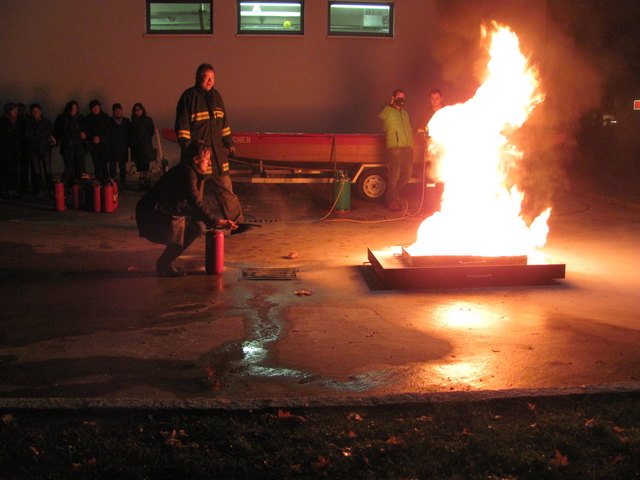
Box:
[237,1,304,35]
[328,2,393,37]
[147,1,213,34]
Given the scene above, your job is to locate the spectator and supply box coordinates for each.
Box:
[17,103,30,194]
[109,103,131,187]
[417,89,444,136]
[25,103,56,195]
[60,100,87,188]
[0,102,23,198]
[85,99,111,183]
[130,102,155,191]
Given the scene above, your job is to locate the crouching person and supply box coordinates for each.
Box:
[136,142,237,277]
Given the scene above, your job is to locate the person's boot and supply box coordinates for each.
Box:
[156,244,186,277]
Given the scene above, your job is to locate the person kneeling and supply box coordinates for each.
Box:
[136,142,237,277]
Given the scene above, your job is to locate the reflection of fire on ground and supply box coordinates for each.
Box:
[409,23,550,258]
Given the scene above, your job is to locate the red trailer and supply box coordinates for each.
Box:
[161,128,565,201]
[162,128,432,200]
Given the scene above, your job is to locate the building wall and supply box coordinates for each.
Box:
[0,0,547,163]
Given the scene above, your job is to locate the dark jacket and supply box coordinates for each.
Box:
[136,160,219,246]
[61,113,85,153]
[25,115,53,156]
[130,114,155,165]
[85,111,111,149]
[0,116,23,156]
[110,117,131,157]
[175,85,233,176]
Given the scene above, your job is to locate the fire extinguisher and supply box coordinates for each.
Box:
[53,181,65,211]
[112,181,119,211]
[93,183,101,213]
[102,182,116,213]
[205,229,224,275]
[71,184,81,209]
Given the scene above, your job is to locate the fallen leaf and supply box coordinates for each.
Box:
[348,431,358,438]
[347,413,363,421]
[460,428,472,436]
[312,455,329,468]
[550,449,569,467]
[294,290,313,296]
[527,402,536,412]
[416,415,433,422]
[29,446,40,457]
[610,454,624,465]
[385,436,405,445]
[584,418,597,429]
[289,464,302,472]
[613,426,624,432]
[2,414,14,424]
[287,251,298,259]
[277,409,307,422]
[82,421,97,427]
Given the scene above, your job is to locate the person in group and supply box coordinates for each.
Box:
[25,103,56,196]
[377,89,414,212]
[130,102,155,191]
[175,63,249,234]
[17,103,30,195]
[85,99,111,183]
[136,141,237,277]
[109,103,131,187]
[60,100,86,188]
[417,89,444,136]
[0,102,23,198]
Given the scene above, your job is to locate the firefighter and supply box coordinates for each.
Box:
[175,63,251,234]
[136,142,237,277]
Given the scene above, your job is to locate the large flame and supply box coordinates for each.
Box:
[407,23,549,257]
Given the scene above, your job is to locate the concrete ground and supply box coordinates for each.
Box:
[0,178,639,408]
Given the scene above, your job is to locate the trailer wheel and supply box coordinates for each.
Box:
[355,168,386,200]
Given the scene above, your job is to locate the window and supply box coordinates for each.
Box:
[328,2,393,37]
[146,1,212,34]
[237,1,303,35]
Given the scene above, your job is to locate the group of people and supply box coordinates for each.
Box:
[378,88,443,211]
[0,99,156,198]
[3,63,443,277]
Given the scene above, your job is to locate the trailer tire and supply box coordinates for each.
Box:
[355,168,386,201]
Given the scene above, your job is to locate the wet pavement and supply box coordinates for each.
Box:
[0,180,639,407]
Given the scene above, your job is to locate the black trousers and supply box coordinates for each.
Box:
[157,220,206,266]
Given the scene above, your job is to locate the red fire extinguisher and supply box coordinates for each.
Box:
[93,184,101,213]
[205,229,224,275]
[71,184,81,209]
[53,181,65,211]
[102,182,117,213]
[112,181,119,211]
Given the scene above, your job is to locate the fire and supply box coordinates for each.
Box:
[407,23,549,257]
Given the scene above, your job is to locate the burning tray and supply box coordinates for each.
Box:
[367,248,565,289]
[400,247,527,267]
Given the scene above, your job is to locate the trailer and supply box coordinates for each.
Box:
[161,128,566,201]
[162,128,432,201]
